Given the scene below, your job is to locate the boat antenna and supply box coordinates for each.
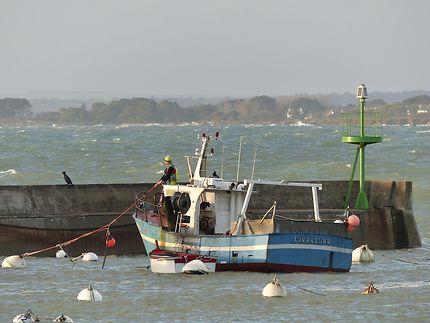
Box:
[221,145,225,179]
[236,136,244,183]
[251,145,257,180]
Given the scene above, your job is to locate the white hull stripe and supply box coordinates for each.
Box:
[140,233,351,254]
[267,243,351,254]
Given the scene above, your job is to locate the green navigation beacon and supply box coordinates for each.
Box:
[342,84,383,209]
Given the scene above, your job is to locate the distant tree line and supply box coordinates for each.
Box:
[2,95,430,125]
[32,95,327,125]
[0,98,32,118]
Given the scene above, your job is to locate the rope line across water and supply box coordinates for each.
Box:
[21,201,137,257]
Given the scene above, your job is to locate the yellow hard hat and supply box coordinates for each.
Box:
[164,155,173,162]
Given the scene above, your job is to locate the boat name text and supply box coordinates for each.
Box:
[293,236,331,245]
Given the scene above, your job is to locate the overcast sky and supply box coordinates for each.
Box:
[1,0,429,98]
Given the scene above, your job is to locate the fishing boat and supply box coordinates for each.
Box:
[133,132,353,272]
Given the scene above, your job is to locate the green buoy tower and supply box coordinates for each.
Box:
[342,84,383,209]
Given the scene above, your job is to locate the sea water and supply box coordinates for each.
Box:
[0,124,429,322]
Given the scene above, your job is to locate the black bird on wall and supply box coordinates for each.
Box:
[62,171,73,185]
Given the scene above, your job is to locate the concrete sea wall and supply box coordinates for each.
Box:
[0,181,421,256]
[251,180,421,249]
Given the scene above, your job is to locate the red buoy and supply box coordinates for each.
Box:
[106,238,116,248]
[347,214,360,232]
[347,214,360,227]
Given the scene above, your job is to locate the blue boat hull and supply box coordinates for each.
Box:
[134,215,353,272]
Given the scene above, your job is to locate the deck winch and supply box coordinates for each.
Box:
[172,192,191,214]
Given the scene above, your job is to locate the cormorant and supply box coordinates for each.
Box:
[62,171,73,185]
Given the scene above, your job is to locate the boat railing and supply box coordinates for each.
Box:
[135,191,163,222]
[135,191,147,206]
[247,180,323,222]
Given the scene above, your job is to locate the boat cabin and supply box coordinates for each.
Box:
[137,132,323,237]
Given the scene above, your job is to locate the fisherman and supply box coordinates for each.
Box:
[156,155,177,186]
[156,155,178,231]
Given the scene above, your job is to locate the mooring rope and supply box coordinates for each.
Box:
[373,251,422,266]
[284,281,327,296]
[21,201,137,257]
[56,243,77,264]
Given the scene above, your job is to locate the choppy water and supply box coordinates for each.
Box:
[1,124,429,322]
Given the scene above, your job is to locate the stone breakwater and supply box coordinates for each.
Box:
[0,181,421,256]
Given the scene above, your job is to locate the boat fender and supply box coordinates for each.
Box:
[2,255,26,268]
[77,286,103,302]
[82,252,99,262]
[182,259,209,274]
[262,275,286,297]
[352,244,375,262]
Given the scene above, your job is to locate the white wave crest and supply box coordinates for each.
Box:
[0,169,17,177]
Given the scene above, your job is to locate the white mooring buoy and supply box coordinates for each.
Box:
[352,244,375,262]
[12,309,37,322]
[262,275,286,297]
[82,252,99,262]
[13,313,33,323]
[77,286,103,302]
[2,255,26,268]
[53,314,74,322]
[56,250,67,258]
[182,259,209,274]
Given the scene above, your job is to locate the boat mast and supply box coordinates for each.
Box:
[251,145,257,180]
[193,133,210,181]
[236,136,244,183]
[220,145,225,179]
